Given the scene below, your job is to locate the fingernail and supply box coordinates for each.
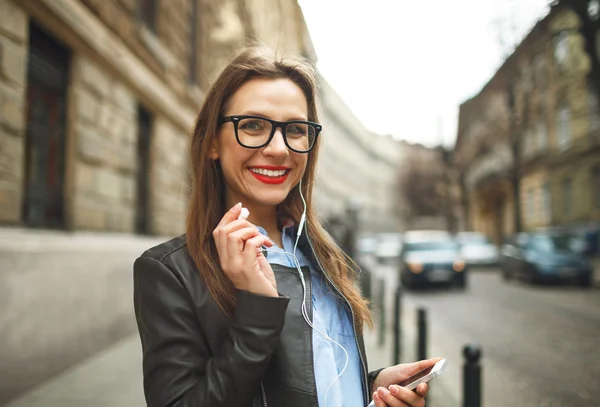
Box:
[389,385,399,395]
[233,202,241,210]
[373,392,381,402]
[377,387,389,397]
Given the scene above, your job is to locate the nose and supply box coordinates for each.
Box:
[262,127,288,157]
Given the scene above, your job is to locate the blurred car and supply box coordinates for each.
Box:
[375,233,403,264]
[500,231,593,287]
[356,234,378,255]
[399,230,467,289]
[457,232,499,267]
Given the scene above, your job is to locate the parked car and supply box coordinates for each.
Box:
[375,233,403,264]
[399,231,467,289]
[457,232,499,267]
[500,231,593,287]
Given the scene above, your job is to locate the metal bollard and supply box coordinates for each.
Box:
[417,308,427,361]
[393,286,403,364]
[463,344,482,407]
[378,278,386,347]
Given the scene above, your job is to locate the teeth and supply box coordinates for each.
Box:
[250,168,287,177]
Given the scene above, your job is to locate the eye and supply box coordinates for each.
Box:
[239,118,269,135]
[286,123,307,136]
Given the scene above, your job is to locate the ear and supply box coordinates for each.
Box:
[209,139,219,160]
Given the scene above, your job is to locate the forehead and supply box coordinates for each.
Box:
[226,78,308,119]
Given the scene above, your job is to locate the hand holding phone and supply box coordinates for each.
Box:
[366,359,447,407]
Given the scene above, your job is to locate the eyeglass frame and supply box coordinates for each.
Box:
[220,115,322,153]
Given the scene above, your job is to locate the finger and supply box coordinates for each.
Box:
[373,392,386,407]
[400,357,443,378]
[377,387,410,407]
[416,383,429,397]
[389,385,426,407]
[226,226,264,258]
[216,202,242,229]
[243,235,274,258]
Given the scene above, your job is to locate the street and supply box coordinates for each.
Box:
[377,263,600,407]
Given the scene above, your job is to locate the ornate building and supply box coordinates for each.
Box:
[454,4,600,243]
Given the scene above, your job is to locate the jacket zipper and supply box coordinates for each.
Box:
[260,382,267,407]
[307,235,369,407]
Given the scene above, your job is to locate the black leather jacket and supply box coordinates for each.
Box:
[133,232,382,407]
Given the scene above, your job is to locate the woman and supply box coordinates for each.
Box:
[133,46,439,407]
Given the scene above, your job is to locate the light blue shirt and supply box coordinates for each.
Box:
[257,224,365,407]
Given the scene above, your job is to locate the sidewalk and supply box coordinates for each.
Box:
[5,336,145,407]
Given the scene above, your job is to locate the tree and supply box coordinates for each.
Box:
[397,148,449,230]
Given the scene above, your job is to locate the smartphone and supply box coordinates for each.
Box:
[366,359,447,407]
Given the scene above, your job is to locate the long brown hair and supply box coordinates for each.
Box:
[186,46,372,330]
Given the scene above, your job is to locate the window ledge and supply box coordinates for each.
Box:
[136,23,177,71]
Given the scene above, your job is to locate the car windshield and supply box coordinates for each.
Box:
[405,241,459,252]
[531,234,585,254]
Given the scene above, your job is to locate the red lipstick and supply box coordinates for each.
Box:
[248,166,291,185]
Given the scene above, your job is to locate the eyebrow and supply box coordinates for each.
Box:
[240,110,308,121]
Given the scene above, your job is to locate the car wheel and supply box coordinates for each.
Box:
[454,274,467,289]
[401,274,411,290]
[579,275,593,288]
[501,268,513,281]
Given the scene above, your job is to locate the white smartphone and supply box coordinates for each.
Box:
[366,359,447,407]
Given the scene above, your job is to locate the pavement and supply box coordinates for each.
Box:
[4,334,145,407]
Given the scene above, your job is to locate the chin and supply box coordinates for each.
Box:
[250,188,292,206]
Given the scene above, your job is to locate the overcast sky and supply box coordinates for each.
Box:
[298,0,551,147]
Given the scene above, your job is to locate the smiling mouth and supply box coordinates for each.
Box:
[248,167,291,184]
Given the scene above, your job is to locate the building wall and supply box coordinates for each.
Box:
[70,55,140,232]
[0,0,28,223]
[455,5,600,239]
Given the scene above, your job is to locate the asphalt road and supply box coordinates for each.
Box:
[395,267,600,407]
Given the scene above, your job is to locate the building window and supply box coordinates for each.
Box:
[527,188,536,224]
[136,106,152,234]
[554,32,569,68]
[562,178,573,217]
[537,120,548,151]
[23,22,70,229]
[188,0,199,83]
[594,167,600,208]
[541,182,551,223]
[557,104,571,150]
[139,0,157,32]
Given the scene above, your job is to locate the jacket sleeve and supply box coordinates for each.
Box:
[133,256,289,407]
[368,368,385,398]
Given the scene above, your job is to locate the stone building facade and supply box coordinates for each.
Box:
[0,0,315,236]
[454,5,600,243]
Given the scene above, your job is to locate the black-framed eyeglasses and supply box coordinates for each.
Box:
[220,115,322,153]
